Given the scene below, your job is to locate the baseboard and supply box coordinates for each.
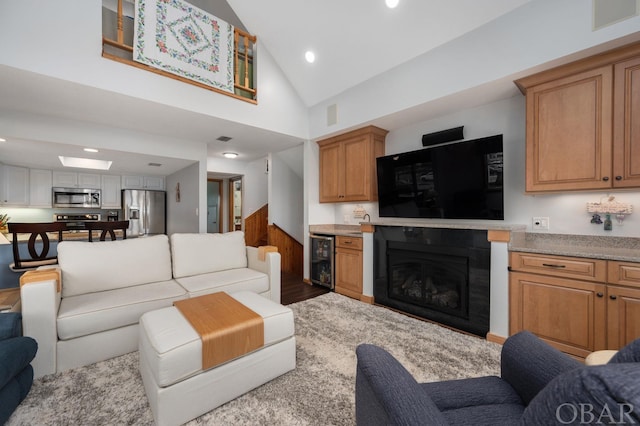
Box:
[302,278,312,285]
[360,294,374,304]
[486,332,507,345]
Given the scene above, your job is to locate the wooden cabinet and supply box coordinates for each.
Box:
[29,169,52,207]
[335,235,363,300]
[101,175,122,208]
[317,126,387,203]
[510,252,640,358]
[53,171,101,188]
[0,164,29,206]
[607,261,640,349]
[515,41,640,192]
[121,175,165,190]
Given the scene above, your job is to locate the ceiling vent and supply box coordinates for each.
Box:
[216,136,233,142]
[593,0,638,30]
[148,162,162,167]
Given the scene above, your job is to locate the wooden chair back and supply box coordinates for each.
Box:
[8,222,67,271]
[85,221,129,242]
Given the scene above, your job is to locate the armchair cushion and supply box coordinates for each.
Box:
[522,363,640,425]
[0,335,37,424]
[0,312,22,340]
[610,338,640,364]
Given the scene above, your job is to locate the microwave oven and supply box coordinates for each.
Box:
[52,187,101,208]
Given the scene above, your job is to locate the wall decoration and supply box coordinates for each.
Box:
[586,195,632,230]
[134,0,234,93]
[175,182,181,202]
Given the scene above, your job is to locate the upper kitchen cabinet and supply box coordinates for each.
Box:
[515,41,640,193]
[317,126,387,203]
[121,175,165,190]
[101,175,122,209]
[0,164,29,206]
[29,169,52,207]
[52,171,101,189]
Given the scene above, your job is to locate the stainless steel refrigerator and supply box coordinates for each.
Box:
[121,189,166,237]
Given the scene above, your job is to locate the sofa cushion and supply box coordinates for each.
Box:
[57,280,187,340]
[170,232,247,279]
[175,268,269,298]
[58,235,173,298]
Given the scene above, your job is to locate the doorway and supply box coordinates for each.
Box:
[207,179,222,233]
[229,176,243,231]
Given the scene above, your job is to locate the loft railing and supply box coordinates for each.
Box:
[101,0,257,103]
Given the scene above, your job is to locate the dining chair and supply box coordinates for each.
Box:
[85,221,129,242]
[7,222,67,271]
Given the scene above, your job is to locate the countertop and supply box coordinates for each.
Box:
[309,224,363,237]
[3,230,125,243]
[509,232,640,263]
[310,220,527,237]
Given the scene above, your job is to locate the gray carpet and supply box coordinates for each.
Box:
[8,292,501,425]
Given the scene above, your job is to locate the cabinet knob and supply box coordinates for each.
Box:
[602,176,609,181]
[597,292,604,298]
[610,295,617,300]
[615,176,622,181]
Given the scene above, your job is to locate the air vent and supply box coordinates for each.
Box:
[593,0,638,30]
[216,136,233,142]
[148,162,162,167]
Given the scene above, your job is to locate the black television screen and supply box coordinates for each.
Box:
[376,135,504,220]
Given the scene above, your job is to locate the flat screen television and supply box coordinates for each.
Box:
[376,134,504,220]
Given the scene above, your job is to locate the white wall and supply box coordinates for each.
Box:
[308,0,640,139]
[0,0,310,141]
[270,146,304,242]
[243,157,269,217]
[166,162,202,234]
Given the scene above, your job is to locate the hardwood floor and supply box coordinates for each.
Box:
[281,271,330,305]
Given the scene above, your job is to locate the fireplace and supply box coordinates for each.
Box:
[374,227,490,337]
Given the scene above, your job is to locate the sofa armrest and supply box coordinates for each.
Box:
[0,313,22,340]
[501,331,581,405]
[355,344,448,426]
[246,246,281,303]
[20,274,61,378]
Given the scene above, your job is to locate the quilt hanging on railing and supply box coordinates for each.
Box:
[134,0,234,93]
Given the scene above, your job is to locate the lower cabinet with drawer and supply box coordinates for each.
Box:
[335,235,363,300]
[509,252,640,359]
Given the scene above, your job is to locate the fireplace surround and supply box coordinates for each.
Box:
[374,226,491,336]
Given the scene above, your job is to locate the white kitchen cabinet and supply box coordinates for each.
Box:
[53,171,101,188]
[101,175,122,208]
[29,169,52,207]
[0,164,29,206]
[121,175,165,190]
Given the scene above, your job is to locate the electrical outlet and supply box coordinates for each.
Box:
[532,216,549,230]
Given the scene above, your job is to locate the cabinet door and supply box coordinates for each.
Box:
[121,175,144,189]
[509,271,606,358]
[607,285,640,350]
[335,247,363,299]
[525,66,613,192]
[144,176,165,190]
[29,169,52,207]
[342,136,372,201]
[78,173,101,189]
[0,165,29,206]
[52,171,78,187]
[613,56,640,188]
[101,175,122,208]
[319,143,342,202]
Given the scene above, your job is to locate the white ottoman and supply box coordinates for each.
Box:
[139,291,296,426]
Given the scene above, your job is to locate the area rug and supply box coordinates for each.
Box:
[8,292,501,425]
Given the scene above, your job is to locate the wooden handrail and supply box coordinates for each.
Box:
[102,3,257,102]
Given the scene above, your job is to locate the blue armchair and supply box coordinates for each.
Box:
[0,313,38,424]
[355,331,640,425]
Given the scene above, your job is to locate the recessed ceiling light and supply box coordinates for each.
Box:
[385,0,399,8]
[58,156,113,170]
[223,152,238,159]
[83,148,99,153]
[0,138,6,142]
[305,51,316,63]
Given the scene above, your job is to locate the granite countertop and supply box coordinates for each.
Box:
[509,232,640,262]
[309,224,363,237]
[4,231,124,243]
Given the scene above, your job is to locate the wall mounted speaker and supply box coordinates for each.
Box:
[422,126,464,147]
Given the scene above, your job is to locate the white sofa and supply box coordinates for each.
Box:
[20,231,281,379]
